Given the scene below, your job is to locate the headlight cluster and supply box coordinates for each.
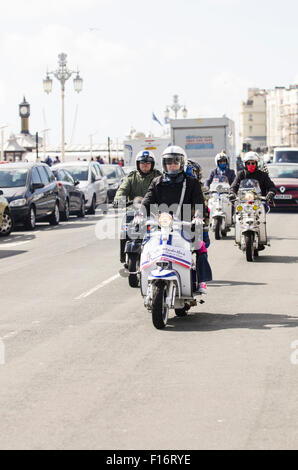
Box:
[10,198,26,207]
[158,213,173,228]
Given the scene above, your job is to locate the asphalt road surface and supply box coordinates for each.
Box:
[0,207,298,450]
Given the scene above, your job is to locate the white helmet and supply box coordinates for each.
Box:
[215,151,229,166]
[242,151,259,167]
[161,145,187,176]
[135,150,155,172]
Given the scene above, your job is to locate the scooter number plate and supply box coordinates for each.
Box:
[274,194,292,199]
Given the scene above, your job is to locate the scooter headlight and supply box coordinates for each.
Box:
[236,205,243,212]
[252,204,259,211]
[245,192,255,202]
[158,213,173,227]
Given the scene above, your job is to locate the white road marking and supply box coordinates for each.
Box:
[2,331,18,340]
[74,273,120,300]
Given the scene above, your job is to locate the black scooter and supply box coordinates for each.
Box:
[119,198,146,288]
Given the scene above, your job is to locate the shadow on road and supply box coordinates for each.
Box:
[256,255,298,264]
[270,236,298,241]
[0,249,27,260]
[166,312,298,332]
[12,220,95,233]
[0,233,35,244]
[55,222,95,230]
[209,279,267,287]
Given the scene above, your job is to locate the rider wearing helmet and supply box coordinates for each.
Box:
[205,150,236,188]
[114,150,161,205]
[230,151,276,201]
[114,150,161,263]
[142,146,204,212]
[142,146,212,294]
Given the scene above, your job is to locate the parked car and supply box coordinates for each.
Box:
[267,163,298,209]
[99,164,126,202]
[0,163,60,229]
[51,167,85,220]
[54,161,108,214]
[0,191,13,236]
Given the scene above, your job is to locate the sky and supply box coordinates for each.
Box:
[0,0,297,149]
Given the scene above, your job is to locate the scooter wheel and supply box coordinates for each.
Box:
[215,219,222,240]
[152,282,168,329]
[245,233,254,262]
[128,254,139,288]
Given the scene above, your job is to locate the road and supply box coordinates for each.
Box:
[0,207,298,450]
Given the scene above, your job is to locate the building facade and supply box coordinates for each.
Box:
[266,85,298,151]
[240,88,267,152]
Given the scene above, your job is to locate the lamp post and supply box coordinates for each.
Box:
[43,53,83,162]
[164,94,188,120]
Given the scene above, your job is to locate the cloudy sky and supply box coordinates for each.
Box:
[0,0,297,149]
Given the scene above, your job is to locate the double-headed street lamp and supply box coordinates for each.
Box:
[43,53,83,162]
[164,94,188,120]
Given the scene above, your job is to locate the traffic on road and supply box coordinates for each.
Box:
[0,149,298,451]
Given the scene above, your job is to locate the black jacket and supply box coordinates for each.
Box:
[205,167,236,187]
[230,169,277,197]
[142,173,205,219]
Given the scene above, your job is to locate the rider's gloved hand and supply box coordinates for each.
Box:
[203,231,210,248]
[228,192,236,202]
[266,191,275,204]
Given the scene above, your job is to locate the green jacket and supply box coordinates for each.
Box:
[114,169,161,202]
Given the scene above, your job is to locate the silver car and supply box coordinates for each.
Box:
[54,161,108,214]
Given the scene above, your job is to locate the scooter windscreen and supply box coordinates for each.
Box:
[238,179,261,201]
[210,175,230,193]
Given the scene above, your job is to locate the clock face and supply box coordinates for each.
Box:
[20,106,28,115]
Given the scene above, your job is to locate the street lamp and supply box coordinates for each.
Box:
[164,94,188,120]
[43,53,83,162]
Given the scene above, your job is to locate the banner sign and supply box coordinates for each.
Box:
[185,135,214,150]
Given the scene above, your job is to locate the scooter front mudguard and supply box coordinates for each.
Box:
[148,269,181,298]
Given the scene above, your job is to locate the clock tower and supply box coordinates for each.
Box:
[19,97,30,135]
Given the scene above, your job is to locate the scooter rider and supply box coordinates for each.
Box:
[114,150,161,206]
[114,150,161,263]
[205,150,236,188]
[142,146,212,294]
[230,151,276,203]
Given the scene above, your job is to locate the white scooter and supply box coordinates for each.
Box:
[207,176,233,240]
[140,213,204,329]
[234,179,270,262]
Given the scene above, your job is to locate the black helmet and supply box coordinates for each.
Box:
[135,150,155,173]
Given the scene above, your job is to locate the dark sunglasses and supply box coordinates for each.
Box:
[164,156,182,165]
[246,161,257,165]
